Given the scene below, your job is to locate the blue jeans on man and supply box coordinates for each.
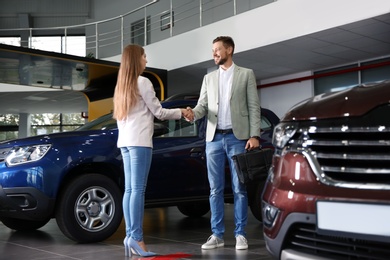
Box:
[206,132,248,239]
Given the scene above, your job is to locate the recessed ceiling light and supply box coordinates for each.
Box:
[24,96,48,101]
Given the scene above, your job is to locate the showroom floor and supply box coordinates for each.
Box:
[0,204,273,260]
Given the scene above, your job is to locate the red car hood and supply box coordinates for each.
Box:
[282,80,390,121]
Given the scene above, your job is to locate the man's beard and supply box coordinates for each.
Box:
[215,57,227,65]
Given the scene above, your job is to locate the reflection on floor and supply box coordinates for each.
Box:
[0,204,274,259]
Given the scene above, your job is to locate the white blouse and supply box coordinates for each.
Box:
[116,76,182,148]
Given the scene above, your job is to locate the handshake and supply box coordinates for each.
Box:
[180,107,194,122]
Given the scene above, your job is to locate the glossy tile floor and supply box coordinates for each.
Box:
[0,204,274,260]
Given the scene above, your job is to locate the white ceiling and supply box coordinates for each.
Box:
[0,12,389,114]
[169,12,390,90]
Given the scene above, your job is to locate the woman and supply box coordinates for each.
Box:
[113,44,190,257]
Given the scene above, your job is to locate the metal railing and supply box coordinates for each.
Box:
[0,0,275,59]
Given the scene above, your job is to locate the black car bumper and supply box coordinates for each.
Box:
[0,185,55,221]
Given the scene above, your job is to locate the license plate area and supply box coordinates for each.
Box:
[316,200,390,243]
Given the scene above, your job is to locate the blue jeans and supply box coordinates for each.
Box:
[206,133,248,238]
[120,146,152,242]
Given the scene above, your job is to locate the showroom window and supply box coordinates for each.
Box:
[0,113,84,141]
[0,36,86,57]
[0,114,19,141]
[314,57,390,95]
[361,58,390,83]
[30,113,84,136]
[314,64,359,94]
[0,37,21,46]
[31,36,86,56]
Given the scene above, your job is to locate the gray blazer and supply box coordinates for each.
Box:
[193,65,261,142]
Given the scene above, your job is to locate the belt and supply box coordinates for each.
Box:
[215,128,233,134]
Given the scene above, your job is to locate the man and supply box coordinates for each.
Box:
[187,36,261,250]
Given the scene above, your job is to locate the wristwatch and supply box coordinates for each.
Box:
[250,136,260,140]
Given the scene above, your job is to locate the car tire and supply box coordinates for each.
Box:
[177,201,210,217]
[249,180,265,222]
[0,217,50,231]
[55,174,123,243]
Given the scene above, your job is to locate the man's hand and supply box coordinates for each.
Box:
[245,137,260,150]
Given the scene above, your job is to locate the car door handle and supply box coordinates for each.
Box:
[190,148,204,158]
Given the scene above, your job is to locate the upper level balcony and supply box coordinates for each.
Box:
[0,0,275,59]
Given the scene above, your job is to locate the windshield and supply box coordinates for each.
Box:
[76,113,117,131]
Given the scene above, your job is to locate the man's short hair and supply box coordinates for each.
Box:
[213,36,235,54]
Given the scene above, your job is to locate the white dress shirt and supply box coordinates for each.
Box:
[217,63,234,130]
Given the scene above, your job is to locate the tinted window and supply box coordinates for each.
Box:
[154,118,198,138]
[261,115,272,131]
[76,112,198,138]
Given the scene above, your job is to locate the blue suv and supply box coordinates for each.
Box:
[0,99,279,242]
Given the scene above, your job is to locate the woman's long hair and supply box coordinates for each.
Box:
[113,44,144,120]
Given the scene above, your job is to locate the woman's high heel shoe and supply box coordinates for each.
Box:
[123,237,131,257]
[129,238,157,257]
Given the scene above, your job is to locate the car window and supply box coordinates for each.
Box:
[75,103,200,136]
[261,115,272,131]
[154,118,198,138]
[75,112,198,137]
[77,112,270,134]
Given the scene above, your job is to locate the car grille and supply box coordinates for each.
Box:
[283,223,390,260]
[289,104,390,188]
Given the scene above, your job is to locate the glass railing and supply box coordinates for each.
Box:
[0,0,275,59]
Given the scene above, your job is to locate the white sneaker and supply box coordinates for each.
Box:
[235,235,248,250]
[201,235,224,249]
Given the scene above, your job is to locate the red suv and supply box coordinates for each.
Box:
[262,80,390,259]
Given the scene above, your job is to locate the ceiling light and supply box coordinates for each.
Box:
[24,96,48,101]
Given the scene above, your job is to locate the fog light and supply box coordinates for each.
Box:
[262,201,280,228]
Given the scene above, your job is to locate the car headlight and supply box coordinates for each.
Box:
[6,144,51,166]
[272,122,297,149]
